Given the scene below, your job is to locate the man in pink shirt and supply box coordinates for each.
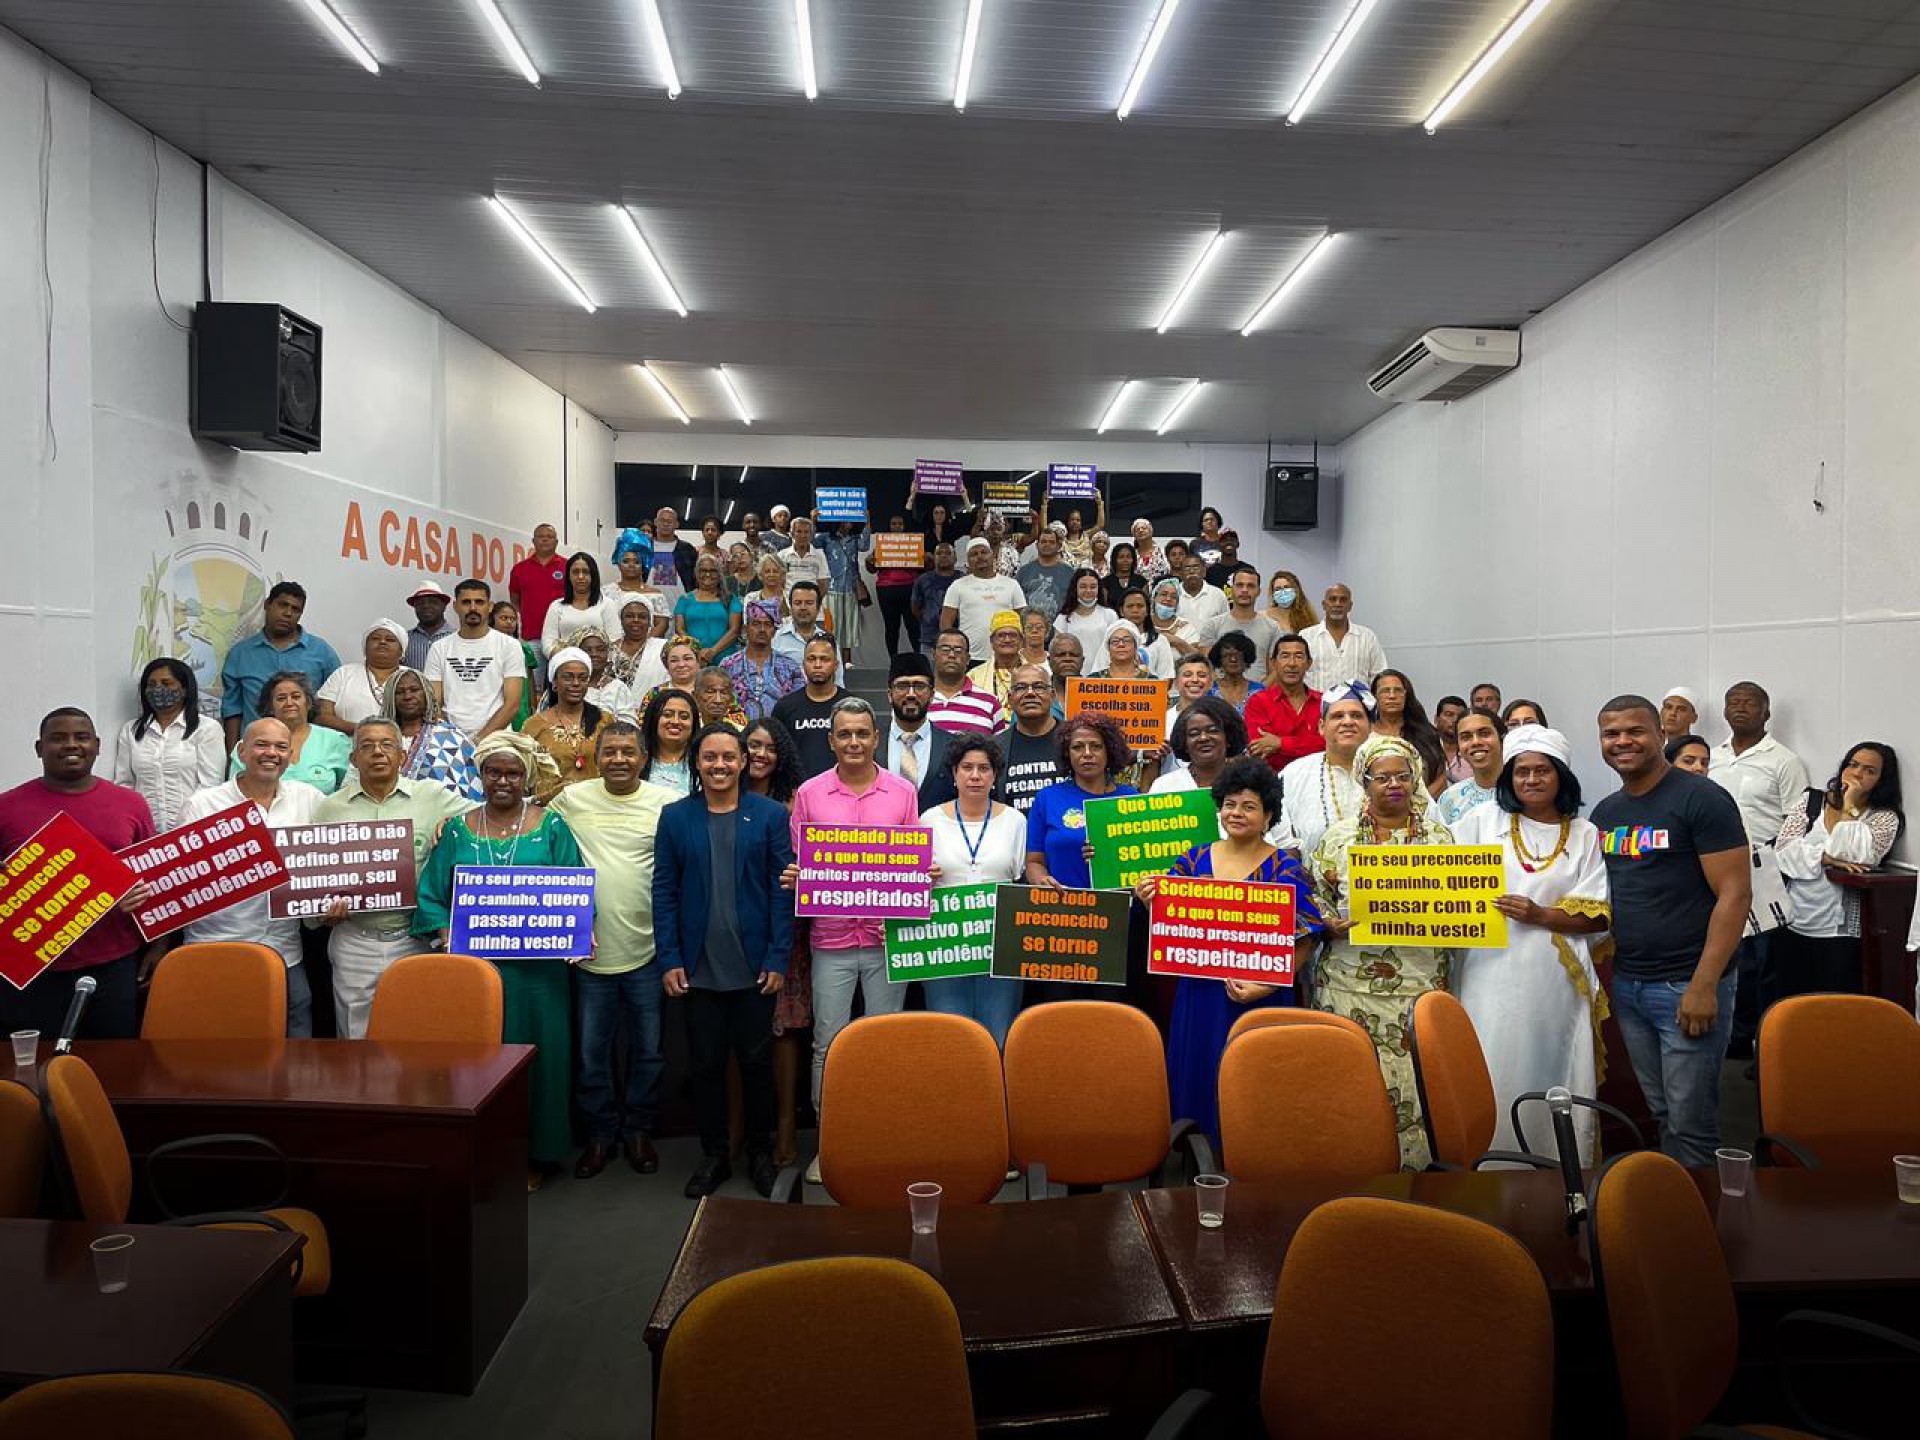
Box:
[785,696,923,1181]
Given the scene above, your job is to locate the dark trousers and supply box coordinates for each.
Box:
[683,985,776,1159]
[1729,931,1777,1044]
[876,584,915,655]
[575,965,666,1141]
[0,953,139,1040]
[1773,929,1863,999]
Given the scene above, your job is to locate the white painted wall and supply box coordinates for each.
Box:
[0,25,615,760]
[1329,73,1920,842]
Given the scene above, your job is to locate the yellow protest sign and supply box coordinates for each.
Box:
[1345,844,1508,949]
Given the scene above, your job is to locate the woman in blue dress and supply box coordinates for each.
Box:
[1135,757,1323,1141]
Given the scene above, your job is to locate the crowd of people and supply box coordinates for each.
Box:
[2,491,1906,1198]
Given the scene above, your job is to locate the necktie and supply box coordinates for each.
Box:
[900,730,920,785]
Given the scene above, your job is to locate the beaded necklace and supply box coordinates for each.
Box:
[1510,814,1572,873]
[477,800,530,866]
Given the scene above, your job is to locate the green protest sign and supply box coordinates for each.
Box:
[989,883,1130,987]
[885,882,997,983]
[1085,789,1218,891]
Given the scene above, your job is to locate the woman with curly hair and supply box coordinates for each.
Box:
[1309,732,1457,1170]
[1024,709,1137,893]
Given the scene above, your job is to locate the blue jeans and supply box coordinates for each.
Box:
[1611,972,1736,1168]
[922,976,1025,1048]
[575,965,666,1142]
[286,962,312,1039]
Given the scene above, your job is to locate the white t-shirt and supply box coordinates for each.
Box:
[1054,604,1118,662]
[542,599,610,655]
[920,802,1030,887]
[943,573,1027,661]
[316,663,391,727]
[425,630,527,734]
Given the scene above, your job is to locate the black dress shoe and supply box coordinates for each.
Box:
[573,1141,612,1180]
[685,1155,731,1198]
[624,1133,660,1174]
[748,1152,778,1198]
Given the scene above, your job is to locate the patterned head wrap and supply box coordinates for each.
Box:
[611,527,653,566]
[1354,733,1428,815]
[472,728,560,787]
[745,597,781,625]
[1322,679,1378,716]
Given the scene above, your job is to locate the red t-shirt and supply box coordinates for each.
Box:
[508,552,569,643]
[0,777,155,971]
[1244,687,1326,773]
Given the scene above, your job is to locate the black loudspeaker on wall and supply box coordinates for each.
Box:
[1263,463,1319,530]
[190,301,323,452]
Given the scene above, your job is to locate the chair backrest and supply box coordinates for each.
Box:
[142,942,288,1040]
[0,1079,45,1218]
[1263,1196,1554,1440]
[40,1055,131,1224]
[1590,1150,1738,1440]
[1217,1024,1399,1186]
[1004,1001,1170,1186]
[365,954,503,1043]
[819,1013,1008,1208]
[1226,1008,1370,1045]
[0,1372,293,1438]
[1407,990,1497,1167]
[1758,994,1920,1169]
[657,1257,974,1440]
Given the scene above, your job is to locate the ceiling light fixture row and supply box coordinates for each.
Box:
[294,0,379,73]
[1094,378,1205,434]
[472,0,541,85]
[486,196,595,311]
[794,0,818,100]
[953,0,985,112]
[1117,0,1184,119]
[638,0,682,98]
[1424,0,1557,132]
[638,364,691,425]
[613,206,689,315]
[1286,0,1381,124]
[1241,232,1336,336]
[628,365,755,426]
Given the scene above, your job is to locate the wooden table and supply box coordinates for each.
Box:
[1829,868,1917,1006]
[646,1192,1183,1437]
[0,1218,299,1401]
[69,1039,532,1394]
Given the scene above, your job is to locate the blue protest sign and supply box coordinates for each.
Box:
[449,865,596,959]
[816,486,868,523]
[1049,463,1099,499]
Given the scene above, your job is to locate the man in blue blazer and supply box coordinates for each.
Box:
[653,723,796,1198]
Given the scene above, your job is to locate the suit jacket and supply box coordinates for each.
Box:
[874,721,959,813]
[652,791,795,982]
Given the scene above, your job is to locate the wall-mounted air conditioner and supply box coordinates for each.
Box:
[1365,327,1520,403]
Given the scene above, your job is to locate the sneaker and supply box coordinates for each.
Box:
[805,1154,823,1185]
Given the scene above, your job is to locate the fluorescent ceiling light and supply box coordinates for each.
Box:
[1155,379,1203,435]
[486,196,595,312]
[1287,0,1381,124]
[1240,232,1336,336]
[1155,230,1228,333]
[1095,380,1134,433]
[794,0,818,100]
[1423,0,1556,133]
[1018,470,1041,483]
[640,364,692,424]
[638,0,681,98]
[717,366,753,425]
[1118,0,1183,119]
[293,0,379,74]
[613,206,689,316]
[954,0,984,111]
[471,0,540,85]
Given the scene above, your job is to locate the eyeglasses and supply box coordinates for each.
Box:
[890,681,933,694]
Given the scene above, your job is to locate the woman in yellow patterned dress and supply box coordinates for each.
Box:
[1310,733,1456,1170]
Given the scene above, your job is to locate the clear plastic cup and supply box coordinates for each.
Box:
[1895,1156,1920,1205]
[10,1030,38,1068]
[1716,1147,1753,1198]
[90,1234,134,1293]
[1196,1174,1230,1229]
[907,1181,942,1235]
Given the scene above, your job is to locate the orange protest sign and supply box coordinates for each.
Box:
[872,533,926,569]
[1065,676,1168,751]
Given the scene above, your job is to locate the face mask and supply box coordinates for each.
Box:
[1273,587,1297,607]
[1154,602,1178,621]
[144,684,184,712]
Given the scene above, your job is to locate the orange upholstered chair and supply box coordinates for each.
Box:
[1261,1197,1555,1439]
[1217,1023,1399,1187]
[142,942,287,1040]
[0,1373,294,1439]
[1757,994,1920,1169]
[1406,991,1558,1171]
[1225,1008,1369,1045]
[365,953,503,1043]
[1004,1001,1197,1193]
[816,1013,1008,1209]
[0,1079,44,1217]
[657,1257,974,1440]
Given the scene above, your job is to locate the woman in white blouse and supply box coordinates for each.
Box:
[316,619,408,734]
[114,658,226,830]
[1774,742,1904,998]
[1053,568,1116,662]
[919,734,1030,1047]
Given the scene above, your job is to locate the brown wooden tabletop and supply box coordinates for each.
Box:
[0,1218,300,1394]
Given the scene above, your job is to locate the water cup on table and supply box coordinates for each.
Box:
[10,1030,38,1068]
[90,1234,135,1294]
[1715,1148,1752,1198]
[1896,1156,1920,1205]
[907,1182,942,1235]
[1195,1174,1230,1229]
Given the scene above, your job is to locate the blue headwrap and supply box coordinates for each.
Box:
[611,527,653,566]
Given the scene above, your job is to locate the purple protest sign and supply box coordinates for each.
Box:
[795,823,934,919]
[1049,463,1099,499]
[913,459,965,497]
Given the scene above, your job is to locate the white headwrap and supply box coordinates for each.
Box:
[962,536,991,559]
[547,646,591,682]
[1661,685,1701,712]
[1321,679,1378,716]
[365,618,407,647]
[1104,620,1143,653]
[1503,723,1572,768]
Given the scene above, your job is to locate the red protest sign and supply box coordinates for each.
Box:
[1147,875,1298,987]
[0,814,139,992]
[117,802,289,939]
[268,819,417,920]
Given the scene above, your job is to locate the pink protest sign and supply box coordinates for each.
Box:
[913,459,965,497]
[795,824,934,920]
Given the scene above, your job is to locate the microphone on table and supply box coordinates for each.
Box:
[53,975,98,1055]
[1546,1086,1588,1233]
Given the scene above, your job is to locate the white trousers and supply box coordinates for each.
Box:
[329,927,419,1039]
